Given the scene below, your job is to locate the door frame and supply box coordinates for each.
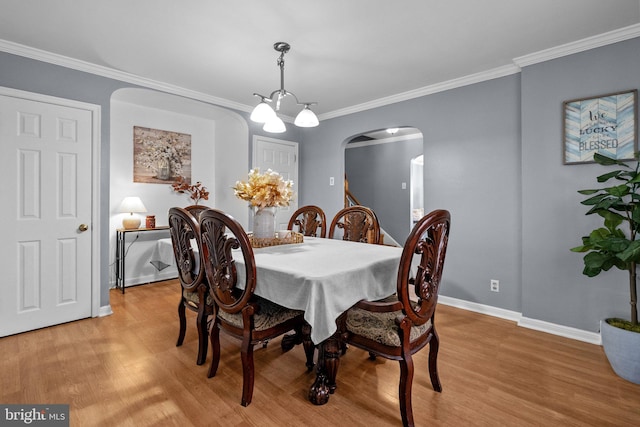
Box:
[252,134,299,214]
[0,86,102,317]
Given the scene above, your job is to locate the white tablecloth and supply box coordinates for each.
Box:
[152,237,402,343]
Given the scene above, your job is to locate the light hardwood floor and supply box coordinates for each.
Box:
[1,280,639,426]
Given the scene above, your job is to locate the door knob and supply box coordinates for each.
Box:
[78,224,89,232]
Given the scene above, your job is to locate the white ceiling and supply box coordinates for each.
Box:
[1,1,639,121]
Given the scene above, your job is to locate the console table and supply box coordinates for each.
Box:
[115,226,170,294]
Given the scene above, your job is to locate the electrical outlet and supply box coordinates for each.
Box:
[490,279,499,292]
[329,176,335,186]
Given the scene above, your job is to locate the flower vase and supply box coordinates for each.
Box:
[253,206,277,239]
[156,158,171,180]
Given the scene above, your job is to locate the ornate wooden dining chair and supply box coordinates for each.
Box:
[185,204,209,221]
[328,205,381,244]
[287,205,327,237]
[169,206,213,366]
[199,208,314,407]
[338,209,451,427]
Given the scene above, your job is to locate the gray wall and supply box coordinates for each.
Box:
[1,35,639,334]
[300,75,523,314]
[521,37,640,331]
[345,137,423,244]
[299,37,640,333]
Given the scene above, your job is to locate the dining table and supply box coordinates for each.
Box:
[151,235,403,404]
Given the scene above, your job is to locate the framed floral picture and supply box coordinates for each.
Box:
[563,89,638,165]
[133,126,192,183]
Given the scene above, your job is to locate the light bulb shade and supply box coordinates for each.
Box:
[263,116,286,133]
[250,101,276,123]
[119,196,147,214]
[294,106,319,127]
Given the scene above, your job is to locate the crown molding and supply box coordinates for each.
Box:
[345,131,422,148]
[2,22,640,123]
[0,38,252,114]
[318,64,520,121]
[514,23,640,67]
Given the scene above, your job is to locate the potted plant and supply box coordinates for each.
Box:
[571,152,639,384]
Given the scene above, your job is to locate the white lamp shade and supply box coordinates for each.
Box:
[119,196,147,213]
[263,115,286,133]
[250,101,276,123]
[119,197,146,230]
[294,106,319,127]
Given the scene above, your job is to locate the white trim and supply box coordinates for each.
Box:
[438,295,601,345]
[514,23,640,68]
[2,25,639,122]
[0,86,102,319]
[0,39,252,114]
[346,132,423,149]
[518,316,601,345]
[319,64,520,121]
[99,305,113,317]
[438,295,522,322]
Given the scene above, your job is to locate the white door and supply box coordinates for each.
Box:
[0,91,95,337]
[253,136,299,230]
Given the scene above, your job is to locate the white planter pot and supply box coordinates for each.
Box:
[600,319,640,384]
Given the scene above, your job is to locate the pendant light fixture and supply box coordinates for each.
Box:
[250,42,319,133]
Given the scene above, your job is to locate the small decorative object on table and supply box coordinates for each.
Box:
[171,176,210,205]
[233,168,294,240]
[145,215,156,228]
[249,230,304,248]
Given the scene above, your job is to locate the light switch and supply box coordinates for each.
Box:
[329,177,335,186]
[401,182,407,189]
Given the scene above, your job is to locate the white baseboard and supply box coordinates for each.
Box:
[109,270,178,289]
[438,295,601,345]
[98,305,113,317]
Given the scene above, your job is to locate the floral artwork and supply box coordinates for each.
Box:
[133,126,191,183]
[233,168,294,208]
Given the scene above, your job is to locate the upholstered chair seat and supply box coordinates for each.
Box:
[217,296,304,331]
[345,296,430,347]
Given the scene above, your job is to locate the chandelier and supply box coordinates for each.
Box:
[250,42,319,133]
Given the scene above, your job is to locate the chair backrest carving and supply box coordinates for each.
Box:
[329,205,381,244]
[168,207,204,291]
[287,205,327,238]
[398,209,450,325]
[185,204,210,222]
[199,209,257,314]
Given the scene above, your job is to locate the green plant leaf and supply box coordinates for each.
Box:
[597,170,622,182]
[618,240,640,263]
[594,152,630,167]
[606,184,630,197]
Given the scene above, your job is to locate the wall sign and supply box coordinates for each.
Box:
[563,89,637,165]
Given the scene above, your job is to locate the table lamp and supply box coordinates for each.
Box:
[119,196,147,229]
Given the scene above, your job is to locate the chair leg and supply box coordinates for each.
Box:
[398,354,415,427]
[428,331,442,392]
[196,307,208,365]
[176,300,186,347]
[240,338,255,406]
[207,323,221,379]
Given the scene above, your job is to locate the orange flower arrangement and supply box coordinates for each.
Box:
[171,176,209,205]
